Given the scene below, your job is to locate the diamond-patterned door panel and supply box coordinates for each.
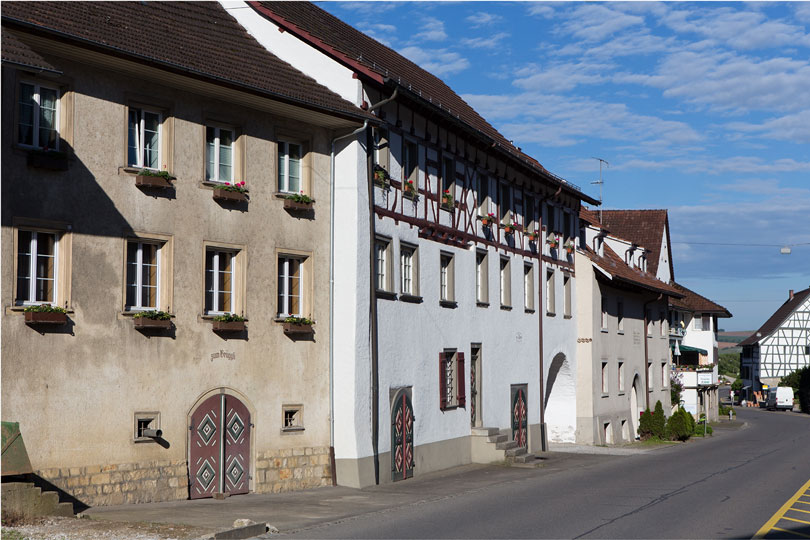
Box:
[197,459,217,490]
[227,413,245,442]
[224,395,250,495]
[197,415,217,445]
[391,390,414,482]
[189,394,221,499]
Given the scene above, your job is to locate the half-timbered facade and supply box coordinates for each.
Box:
[740,288,810,400]
[229,0,599,486]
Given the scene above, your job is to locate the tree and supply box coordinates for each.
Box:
[652,400,666,439]
[718,353,740,378]
[666,409,691,441]
[731,379,743,393]
[638,407,653,439]
[671,372,684,406]
[781,369,802,392]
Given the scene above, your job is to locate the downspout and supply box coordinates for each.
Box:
[642,293,663,411]
[330,119,368,486]
[538,212,546,452]
[365,88,398,485]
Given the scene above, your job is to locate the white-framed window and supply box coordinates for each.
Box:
[500,257,511,307]
[15,230,58,305]
[278,140,302,193]
[476,251,488,304]
[661,362,668,387]
[440,253,455,302]
[128,108,161,169]
[206,126,234,183]
[563,275,572,317]
[602,362,609,394]
[375,238,392,292]
[524,263,534,311]
[278,255,304,317]
[693,313,702,331]
[618,362,625,392]
[617,299,624,333]
[400,243,418,296]
[126,241,161,310]
[546,269,555,314]
[702,315,711,332]
[601,296,608,330]
[205,249,235,314]
[18,82,59,150]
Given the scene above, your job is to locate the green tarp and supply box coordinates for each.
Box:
[2,421,33,476]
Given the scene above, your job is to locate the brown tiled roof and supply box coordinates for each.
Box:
[1,1,373,123]
[580,244,683,298]
[669,282,732,317]
[740,287,810,346]
[2,29,60,73]
[598,210,673,279]
[251,1,599,205]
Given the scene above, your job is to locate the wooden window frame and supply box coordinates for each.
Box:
[277,253,310,318]
[12,218,72,310]
[17,80,60,151]
[201,241,246,317]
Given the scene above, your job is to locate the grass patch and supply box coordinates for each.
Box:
[639,436,678,446]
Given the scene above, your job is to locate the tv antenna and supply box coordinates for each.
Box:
[591,157,608,223]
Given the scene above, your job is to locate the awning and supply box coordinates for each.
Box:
[670,344,708,355]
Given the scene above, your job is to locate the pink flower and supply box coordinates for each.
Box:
[241,181,246,186]
[225,182,231,186]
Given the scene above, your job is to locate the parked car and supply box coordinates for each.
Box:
[766,387,795,411]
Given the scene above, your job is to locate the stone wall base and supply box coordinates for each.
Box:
[253,446,332,493]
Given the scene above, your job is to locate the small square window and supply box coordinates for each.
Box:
[134,412,161,442]
[282,405,304,432]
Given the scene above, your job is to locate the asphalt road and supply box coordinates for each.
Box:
[287,408,810,539]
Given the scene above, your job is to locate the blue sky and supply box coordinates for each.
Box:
[322,1,810,331]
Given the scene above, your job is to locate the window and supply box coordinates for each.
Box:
[499,182,511,223]
[16,230,58,305]
[500,257,511,308]
[660,311,666,337]
[476,251,489,304]
[403,140,418,183]
[205,249,235,314]
[563,275,571,318]
[661,363,668,387]
[374,128,389,171]
[546,270,555,314]
[601,297,608,330]
[126,241,161,310]
[134,412,161,443]
[281,405,304,432]
[206,126,234,183]
[648,362,654,391]
[563,211,571,241]
[478,175,489,215]
[278,141,302,193]
[702,315,711,332]
[693,313,702,331]
[618,362,625,392]
[400,244,418,296]
[439,350,465,410]
[647,308,654,335]
[278,255,304,317]
[441,156,455,198]
[18,82,59,150]
[525,195,535,232]
[374,238,392,292]
[602,362,609,394]
[128,108,161,169]
[546,204,556,232]
[617,300,624,332]
[524,263,534,311]
[440,253,455,302]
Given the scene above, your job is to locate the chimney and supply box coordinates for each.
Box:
[789,289,794,301]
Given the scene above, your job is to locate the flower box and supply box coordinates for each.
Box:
[283,198,313,211]
[213,189,248,203]
[213,320,246,332]
[134,317,172,329]
[24,311,67,325]
[283,322,314,335]
[503,225,516,235]
[136,174,173,189]
[27,151,69,171]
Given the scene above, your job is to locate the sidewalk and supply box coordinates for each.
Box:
[82,452,612,536]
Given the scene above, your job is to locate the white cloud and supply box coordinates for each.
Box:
[796,3,810,23]
[460,32,509,50]
[337,2,398,13]
[398,46,469,77]
[356,22,398,47]
[527,4,554,18]
[513,61,611,92]
[413,17,447,42]
[466,11,502,28]
[618,156,810,175]
[558,4,645,42]
[725,111,810,144]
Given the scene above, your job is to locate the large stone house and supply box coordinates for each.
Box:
[225,0,600,486]
[740,287,810,401]
[575,210,680,444]
[1,2,372,506]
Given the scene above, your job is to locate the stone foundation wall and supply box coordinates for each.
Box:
[254,446,332,493]
[37,460,189,507]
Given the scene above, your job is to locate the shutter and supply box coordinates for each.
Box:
[457,352,466,408]
[439,352,447,410]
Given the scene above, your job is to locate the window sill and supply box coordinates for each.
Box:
[376,290,397,301]
[476,301,490,308]
[8,305,75,315]
[399,293,423,304]
[281,426,305,434]
[525,308,535,314]
[601,393,610,398]
[563,314,572,319]
[546,312,556,317]
[601,328,609,333]
[439,300,458,309]
[618,392,625,396]
[440,405,461,412]
[500,305,513,311]
[618,331,624,335]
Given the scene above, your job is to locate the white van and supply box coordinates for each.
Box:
[766,387,795,411]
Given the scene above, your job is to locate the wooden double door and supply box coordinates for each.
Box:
[189,393,250,499]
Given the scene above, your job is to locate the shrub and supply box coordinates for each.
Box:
[132,310,170,320]
[666,409,691,441]
[719,405,734,417]
[23,304,66,313]
[638,408,653,439]
[731,379,743,393]
[670,372,684,407]
[652,400,666,439]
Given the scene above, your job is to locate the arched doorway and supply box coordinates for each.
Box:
[630,375,641,439]
[189,391,251,499]
[545,353,576,442]
[391,389,414,482]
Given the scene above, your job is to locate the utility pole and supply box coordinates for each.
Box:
[591,157,608,223]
